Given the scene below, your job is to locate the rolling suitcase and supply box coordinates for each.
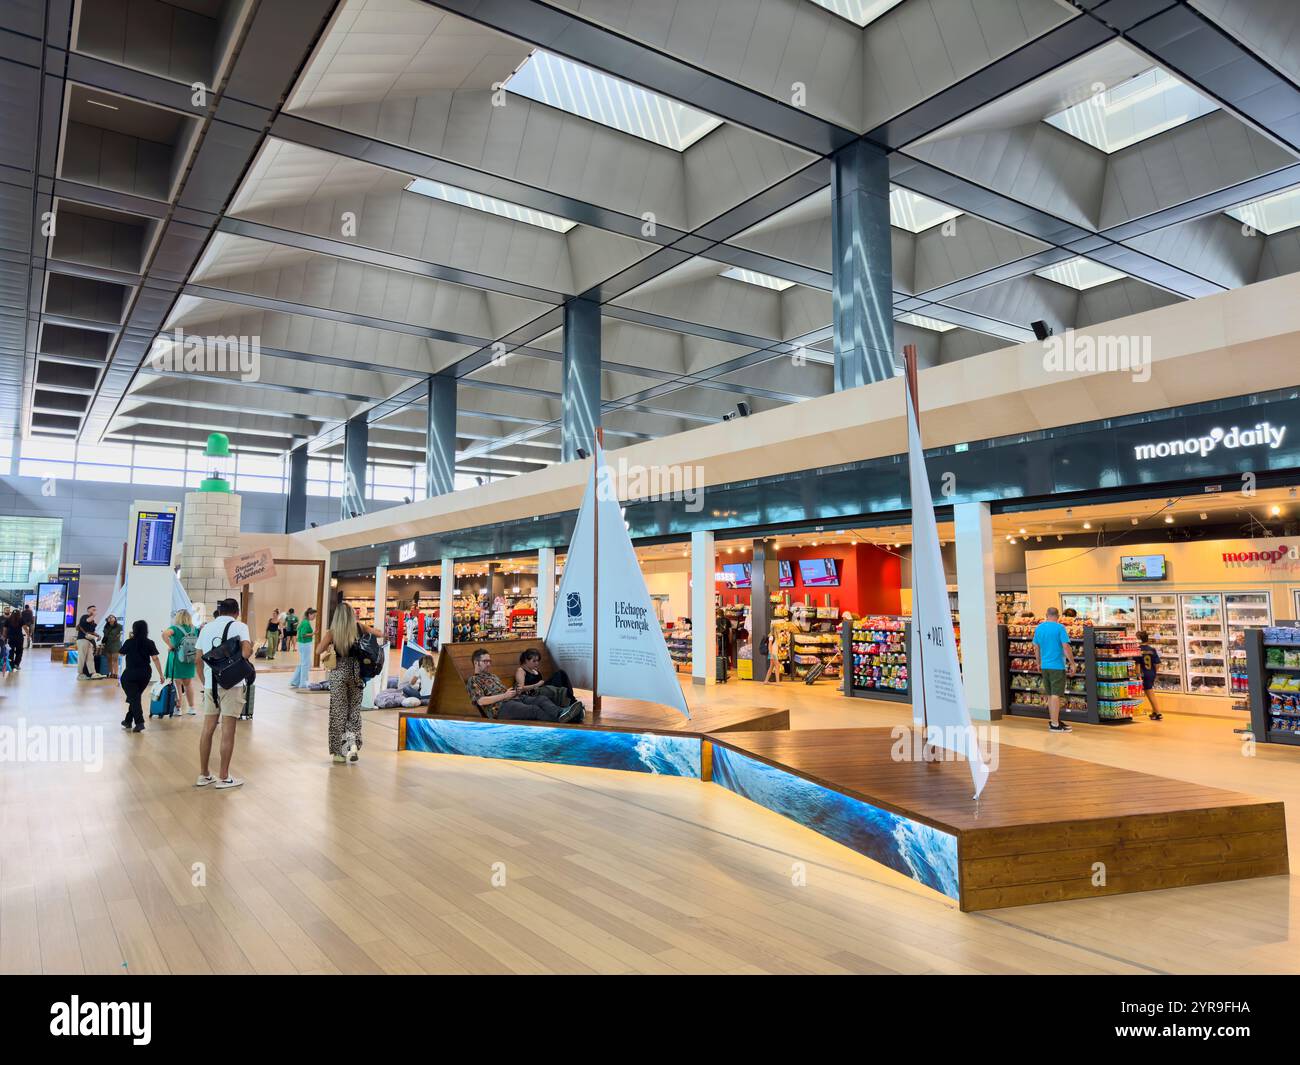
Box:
[150,682,177,718]
[803,661,826,685]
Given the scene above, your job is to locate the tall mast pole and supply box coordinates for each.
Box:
[591,427,603,718]
[904,344,929,739]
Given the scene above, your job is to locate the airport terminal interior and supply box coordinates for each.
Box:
[2,0,1300,978]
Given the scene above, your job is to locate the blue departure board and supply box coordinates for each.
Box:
[134,510,176,566]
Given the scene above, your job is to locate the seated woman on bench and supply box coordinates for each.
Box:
[514,648,575,705]
[466,648,584,723]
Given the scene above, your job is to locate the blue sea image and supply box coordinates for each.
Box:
[405,717,701,777]
[711,747,960,900]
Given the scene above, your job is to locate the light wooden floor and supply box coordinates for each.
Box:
[1,654,1296,974]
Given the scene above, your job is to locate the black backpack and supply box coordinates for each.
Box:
[203,621,255,690]
[350,630,384,681]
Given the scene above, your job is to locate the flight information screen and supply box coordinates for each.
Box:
[133,511,176,566]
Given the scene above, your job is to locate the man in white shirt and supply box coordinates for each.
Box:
[193,598,253,789]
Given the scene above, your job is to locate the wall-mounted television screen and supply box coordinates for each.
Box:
[798,558,840,587]
[1120,554,1167,581]
[721,562,752,588]
[778,560,794,588]
[36,582,66,627]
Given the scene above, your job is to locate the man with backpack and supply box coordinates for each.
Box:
[194,598,254,790]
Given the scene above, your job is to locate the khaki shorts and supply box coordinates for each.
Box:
[203,683,246,718]
[1041,669,1067,696]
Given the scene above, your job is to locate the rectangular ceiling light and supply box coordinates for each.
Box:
[405,178,576,233]
[1225,185,1300,235]
[890,187,962,233]
[1044,68,1217,153]
[720,267,796,291]
[505,50,722,152]
[808,0,906,26]
[897,312,957,333]
[1035,256,1127,290]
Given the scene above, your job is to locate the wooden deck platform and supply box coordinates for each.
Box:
[709,728,1290,911]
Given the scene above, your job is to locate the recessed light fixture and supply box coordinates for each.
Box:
[1009,537,1017,544]
[1164,515,1174,524]
[405,177,577,232]
[1199,512,1208,520]
[505,50,721,151]
[1271,505,1282,516]
[1083,521,1092,530]
[1056,534,1063,541]
[1019,528,1026,535]
[720,267,796,291]
[1131,518,1140,526]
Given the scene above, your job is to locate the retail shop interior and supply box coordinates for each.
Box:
[343,485,1300,748]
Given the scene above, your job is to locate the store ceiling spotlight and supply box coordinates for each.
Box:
[722,402,752,421]
[1271,505,1283,516]
[1019,527,1026,535]
[1083,521,1092,529]
[1009,537,1017,544]
[1056,534,1063,541]
[1131,517,1139,525]
[1164,515,1174,524]
[1200,512,1208,520]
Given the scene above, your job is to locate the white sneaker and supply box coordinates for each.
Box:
[332,754,345,764]
[91,673,106,680]
[195,773,215,786]
[214,777,244,790]
[185,708,196,716]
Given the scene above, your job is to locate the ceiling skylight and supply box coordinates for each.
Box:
[505,51,722,151]
[1035,257,1126,290]
[1044,69,1217,153]
[720,267,796,291]
[1225,185,1300,235]
[808,0,907,27]
[897,312,957,333]
[890,187,962,233]
[405,178,577,233]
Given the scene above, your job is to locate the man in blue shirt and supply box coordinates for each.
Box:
[1033,607,1076,733]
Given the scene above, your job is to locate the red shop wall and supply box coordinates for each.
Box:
[714,543,900,615]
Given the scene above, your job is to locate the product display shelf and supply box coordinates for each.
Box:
[665,630,692,672]
[791,624,842,681]
[1004,621,1137,726]
[1243,627,1300,747]
[843,616,910,703]
[995,591,1029,624]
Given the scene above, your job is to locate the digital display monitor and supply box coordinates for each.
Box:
[721,562,752,588]
[778,560,794,588]
[1120,554,1167,581]
[133,510,176,567]
[36,582,66,627]
[798,558,840,587]
[64,595,77,626]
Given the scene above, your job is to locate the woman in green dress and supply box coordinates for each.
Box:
[101,615,123,678]
[162,608,199,715]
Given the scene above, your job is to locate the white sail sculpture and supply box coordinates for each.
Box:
[545,439,691,719]
[903,345,991,799]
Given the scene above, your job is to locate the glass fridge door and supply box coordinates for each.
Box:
[1181,593,1227,696]
[1137,593,1183,692]
[1225,592,1271,696]
[1061,594,1099,621]
[1098,594,1137,630]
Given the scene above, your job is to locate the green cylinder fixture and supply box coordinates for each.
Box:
[199,432,233,493]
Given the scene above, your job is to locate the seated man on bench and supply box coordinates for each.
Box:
[466,648,585,723]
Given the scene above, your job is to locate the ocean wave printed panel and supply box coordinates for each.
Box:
[405,717,701,777]
[711,746,960,900]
